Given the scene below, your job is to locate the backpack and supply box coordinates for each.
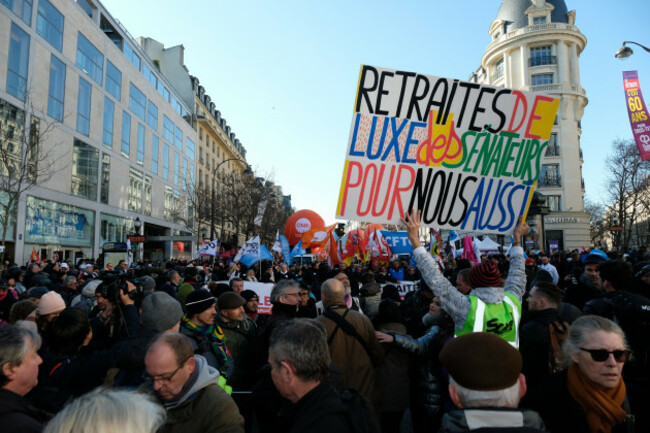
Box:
[337,387,381,433]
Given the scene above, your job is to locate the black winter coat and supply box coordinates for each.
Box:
[0,388,50,433]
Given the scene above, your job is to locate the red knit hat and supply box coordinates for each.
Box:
[469,261,501,288]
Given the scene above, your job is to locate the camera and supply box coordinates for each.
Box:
[97,271,144,305]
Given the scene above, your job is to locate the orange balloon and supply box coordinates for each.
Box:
[173,241,185,252]
[285,209,325,246]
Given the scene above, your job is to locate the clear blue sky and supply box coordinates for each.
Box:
[102,0,650,225]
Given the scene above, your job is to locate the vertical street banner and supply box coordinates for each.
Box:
[623,71,650,160]
[336,65,560,235]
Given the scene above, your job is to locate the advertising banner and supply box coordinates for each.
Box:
[337,65,560,234]
[623,71,650,160]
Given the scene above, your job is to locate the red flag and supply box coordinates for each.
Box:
[30,247,40,264]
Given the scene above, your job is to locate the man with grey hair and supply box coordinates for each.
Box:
[60,275,78,306]
[259,279,301,360]
[317,278,383,412]
[144,332,243,433]
[0,325,50,432]
[268,319,355,432]
[438,332,545,432]
[158,270,181,299]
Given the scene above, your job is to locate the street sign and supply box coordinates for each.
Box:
[127,235,146,243]
[609,226,623,231]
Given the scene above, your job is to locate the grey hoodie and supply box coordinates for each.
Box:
[165,355,220,410]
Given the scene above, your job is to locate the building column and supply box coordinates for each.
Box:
[14,193,27,264]
[93,211,101,260]
[557,41,570,84]
[570,42,580,85]
[520,45,528,87]
[504,51,511,88]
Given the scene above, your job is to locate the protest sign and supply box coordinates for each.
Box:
[623,71,650,160]
[336,65,560,235]
[217,281,274,314]
[381,281,418,300]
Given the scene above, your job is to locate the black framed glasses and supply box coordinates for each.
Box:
[148,357,191,384]
[580,348,631,363]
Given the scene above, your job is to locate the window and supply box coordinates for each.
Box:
[100,14,122,49]
[531,73,554,86]
[7,23,30,101]
[144,175,152,216]
[182,159,188,190]
[174,126,182,151]
[147,100,157,130]
[105,61,121,100]
[547,195,561,212]
[539,164,560,187]
[47,54,65,121]
[37,0,64,51]
[76,0,94,18]
[186,137,195,162]
[164,186,173,221]
[151,134,159,175]
[189,163,194,191]
[129,83,146,121]
[136,123,145,164]
[71,138,99,200]
[157,81,169,102]
[174,151,180,185]
[494,58,504,79]
[530,45,555,67]
[545,133,559,156]
[171,96,181,116]
[128,169,143,212]
[1,0,32,25]
[102,97,114,147]
[76,77,91,136]
[100,153,110,204]
[162,115,174,142]
[142,63,157,89]
[163,143,169,180]
[121,111,131,156]
[76,32,103,85]
[533,16,547,25]
[123,42,140,71]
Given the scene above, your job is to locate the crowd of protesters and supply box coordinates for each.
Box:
[0,214,649,433]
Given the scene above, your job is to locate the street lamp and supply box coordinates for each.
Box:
[210,158,253,246]
[132,217,142,261]
[615,41,650,59]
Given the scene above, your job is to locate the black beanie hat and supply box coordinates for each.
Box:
[185,289,215,317]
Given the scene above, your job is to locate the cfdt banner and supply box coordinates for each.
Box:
[336,65,560,235]
[623,71,650,160]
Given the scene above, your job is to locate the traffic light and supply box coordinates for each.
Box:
[335,223,345,238]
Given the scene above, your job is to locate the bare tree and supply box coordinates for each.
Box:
[584,199,607,247]
[0,97,66,262]
[605,139,650,250]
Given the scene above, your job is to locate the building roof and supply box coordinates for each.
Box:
[495,0,569,31]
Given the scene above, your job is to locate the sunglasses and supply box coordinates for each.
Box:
[580,348,630,363]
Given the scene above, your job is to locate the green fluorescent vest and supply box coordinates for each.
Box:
[456,292,522,348]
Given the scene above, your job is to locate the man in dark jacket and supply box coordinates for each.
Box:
[270,319,359,433]
[520,281,568,392]
[144,333,244,433]
[0,325,50,433]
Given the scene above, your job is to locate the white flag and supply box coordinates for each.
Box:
[196,239,219,258]
[254,195,268,226]
[126,239,132,268]
[272,230,282,253]
[234,236,261,263]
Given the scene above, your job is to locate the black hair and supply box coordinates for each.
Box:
[598,260,633,291]
[47,308,91,356]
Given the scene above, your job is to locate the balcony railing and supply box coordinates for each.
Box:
[538,174,562,188]
[529,55,557,67]
[545,144,560,157]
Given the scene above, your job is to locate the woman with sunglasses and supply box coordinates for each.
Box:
[525,315,637,433]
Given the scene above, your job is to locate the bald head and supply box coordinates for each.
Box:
[321,278,346,307]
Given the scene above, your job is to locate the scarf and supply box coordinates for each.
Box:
[566,363,627,433]
[181,316,231,378]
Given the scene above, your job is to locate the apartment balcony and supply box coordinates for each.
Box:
[545,143,560,157]
[538,175,562,188]
[529,55,557,67]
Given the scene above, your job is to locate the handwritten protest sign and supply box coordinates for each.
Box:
[336,65,560,234]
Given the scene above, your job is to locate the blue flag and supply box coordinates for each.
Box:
[289,240,305,262]
[280,235,291,263]
[380,230,413,255]
[240,244,274,267]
